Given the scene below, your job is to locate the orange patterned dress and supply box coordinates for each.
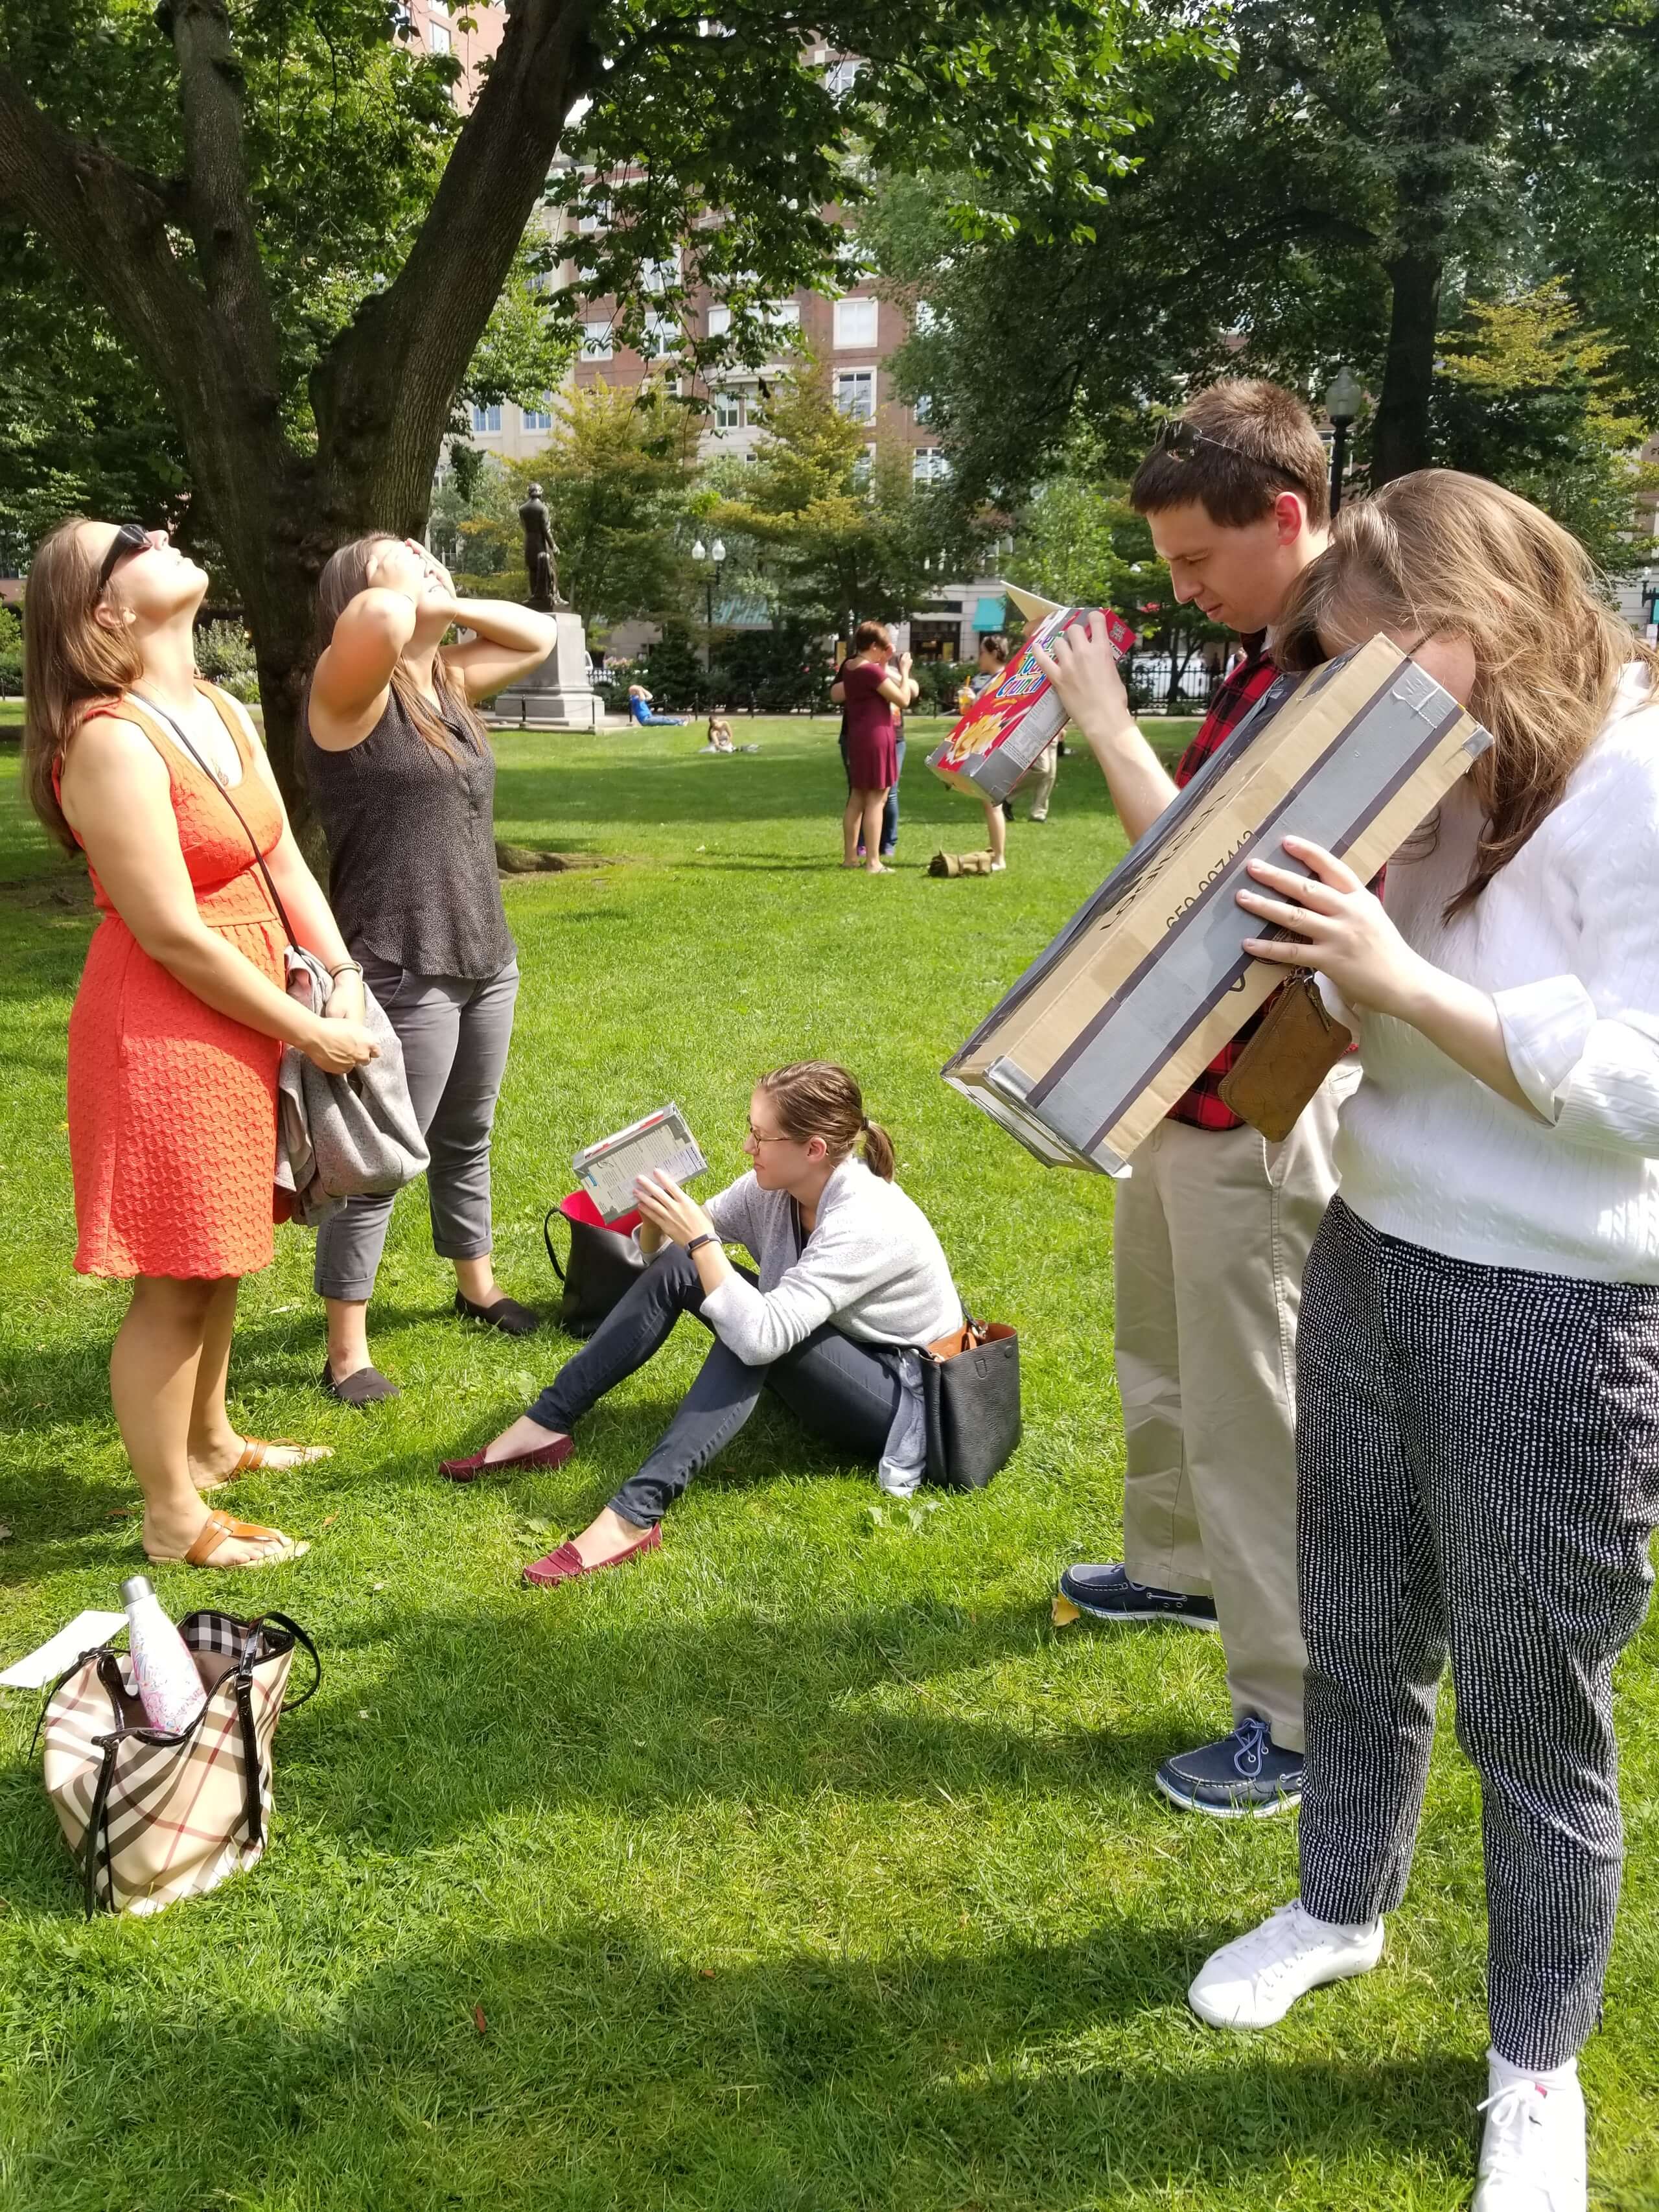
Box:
[62,686,287,1279]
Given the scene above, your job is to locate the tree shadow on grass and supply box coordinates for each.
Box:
[0,1916,1486,2212]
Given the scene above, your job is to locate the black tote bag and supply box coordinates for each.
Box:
[544,1192,648,1336]
[920,1321,1021,1491]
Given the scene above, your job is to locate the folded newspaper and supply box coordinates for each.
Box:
[574,1105,708,1224]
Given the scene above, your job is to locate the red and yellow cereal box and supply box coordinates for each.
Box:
[928,585,1136,804]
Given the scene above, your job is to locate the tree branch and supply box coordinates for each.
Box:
[0,64,222,419]
[312,0,605,512]
[157,0,283,421]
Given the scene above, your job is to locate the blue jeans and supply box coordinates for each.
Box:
[528,1244,905,1526]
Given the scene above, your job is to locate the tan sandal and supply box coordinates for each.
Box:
[175,1510,310,1569]
[197,1436,333,1493]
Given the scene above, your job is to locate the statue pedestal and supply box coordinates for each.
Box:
[489,612,603,731]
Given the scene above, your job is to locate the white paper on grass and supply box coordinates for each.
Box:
[0,1611,127,1690]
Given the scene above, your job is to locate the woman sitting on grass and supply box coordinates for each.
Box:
[438,1062,962,1587]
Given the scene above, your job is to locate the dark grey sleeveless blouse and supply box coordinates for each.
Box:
[303,679,512,979]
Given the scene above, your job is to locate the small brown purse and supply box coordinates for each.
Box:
[1218,974,1352,1143]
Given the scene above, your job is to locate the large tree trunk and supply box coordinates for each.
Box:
[1,0,602,816]
[1371,248,1443,486]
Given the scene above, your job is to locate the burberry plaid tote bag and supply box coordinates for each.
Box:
[35,1609,319,1916]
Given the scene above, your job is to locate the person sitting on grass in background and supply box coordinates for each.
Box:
[699,714,735,754]
[1189,470,1659,2212]
[1033,378,1341,1817]
[833,622,916,872]
[627,683,690,728]
[436,1062,962,1588]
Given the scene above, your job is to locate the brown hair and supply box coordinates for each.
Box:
[852,620,892,657]
[758,1060,895,1180]
[979,631,1009,664]
[1131,378,1331,532]
[21,517,146,854]
[1276,470,1659,915]
[315,535,484,758]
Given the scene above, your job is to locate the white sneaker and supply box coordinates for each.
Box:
[988,858,1006,872]
[1472,2052,1586,2211]
[1188,1898,1384,2028]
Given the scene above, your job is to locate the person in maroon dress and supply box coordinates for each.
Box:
[836,622,916,874]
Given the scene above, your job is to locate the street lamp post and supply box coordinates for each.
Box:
[691,536,726,664]
[1324,366,1363,518]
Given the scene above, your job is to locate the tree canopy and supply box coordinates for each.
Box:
[0,0,1216,797]
[872,0,1659,520]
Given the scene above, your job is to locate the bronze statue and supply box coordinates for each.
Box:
[518,482,566,611]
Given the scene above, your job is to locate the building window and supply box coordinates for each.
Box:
[522,397,554,432]
[712,391,744,432]
[833,296,878,349]
[577,200,611,235]
[706,304,732,338]
[833,369,874,423]
[470,403,502,434]
[825,58,859,98]
[644,312,678,359]
[428,20,450,52]
[765,301,800,330]
[912,447,950,485]
[642,253,680,295]
[914,392,935,426]
[581,321,614,361]
[852,444,876,486]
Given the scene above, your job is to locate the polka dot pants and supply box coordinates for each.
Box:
[1295,1198,1659,2068]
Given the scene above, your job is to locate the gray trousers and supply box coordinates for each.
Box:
[313,957,520,1303]
[1297,1196,1659,2068]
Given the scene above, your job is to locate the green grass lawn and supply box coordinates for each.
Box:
[0,714,1654,2212]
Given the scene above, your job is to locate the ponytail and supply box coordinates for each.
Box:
[859,1115,895,1181]
[759,1060,896,1179]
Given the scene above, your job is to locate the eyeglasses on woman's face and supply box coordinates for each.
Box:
[746,1121,795,1150]
[96,522,154,593]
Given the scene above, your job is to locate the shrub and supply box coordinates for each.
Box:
[196,620,258,688]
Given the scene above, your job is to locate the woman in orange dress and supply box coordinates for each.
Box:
[22,518,378,1569]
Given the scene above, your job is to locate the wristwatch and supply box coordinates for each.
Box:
[686,1233,718,1257]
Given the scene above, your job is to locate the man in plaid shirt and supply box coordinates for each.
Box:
[1038,381,1353,1819]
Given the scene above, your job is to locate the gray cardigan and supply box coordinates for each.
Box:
[696,1158,962,1364]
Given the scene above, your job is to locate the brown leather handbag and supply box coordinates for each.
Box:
[1218,973,1352,1142]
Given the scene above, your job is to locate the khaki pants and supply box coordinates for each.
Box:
[1025,741,1058,819]
[1112,1071,1351,1752]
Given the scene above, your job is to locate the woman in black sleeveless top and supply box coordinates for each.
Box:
[305,537,557,1403]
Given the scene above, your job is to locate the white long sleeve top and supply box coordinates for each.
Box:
[1329,661,1659,1282]
[696,1158,962,1364]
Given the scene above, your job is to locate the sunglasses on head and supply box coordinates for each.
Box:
[1149,418,1263,469]
[97,522,151,592]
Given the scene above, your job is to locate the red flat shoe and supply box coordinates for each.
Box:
[522,1523,662,1587]
[439,1434,575,1484]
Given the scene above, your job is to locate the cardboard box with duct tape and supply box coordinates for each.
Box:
[942,636,1493,1175]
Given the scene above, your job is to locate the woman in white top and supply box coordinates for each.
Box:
[437,1062,962,1587]
[1188,471,1659,2212]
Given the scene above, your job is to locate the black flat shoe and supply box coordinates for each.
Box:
[321,1360,400,1407]
[453,1290,541,1338]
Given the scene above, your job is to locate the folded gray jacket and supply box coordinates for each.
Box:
[275,948,430,1228]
